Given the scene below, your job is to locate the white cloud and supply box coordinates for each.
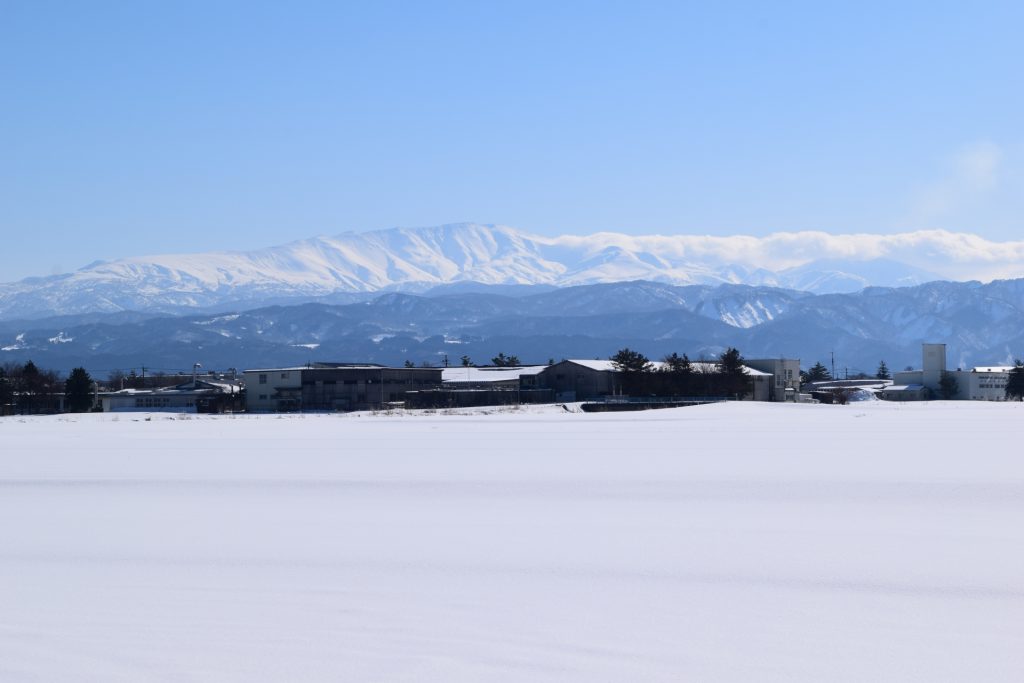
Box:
[537,228,1024,282]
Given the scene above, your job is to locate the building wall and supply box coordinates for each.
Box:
[893,370,924,387]
[245,369,302,412]
[747,374,771,402]
[962,370,1009,401]
[744,358,801,402]
[102,394,197,412]
[536,362,616,401]
[879,386,928,401]
[299,367,442,411]
[536,362,774,401]
[244,366,443,412]
[922,343,947,390]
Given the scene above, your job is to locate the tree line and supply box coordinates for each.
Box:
[0,361,96,415]
[608,347,751,399]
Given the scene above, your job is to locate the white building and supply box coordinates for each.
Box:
[99,378,243,413]
[891,343,1013,401]
[245,367,305,412]
[960,366,1014,401]
[744,358,802,402]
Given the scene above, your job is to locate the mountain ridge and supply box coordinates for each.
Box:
[3,223,1024,319]
[4,278,1024,377]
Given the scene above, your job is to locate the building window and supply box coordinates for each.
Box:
[281,372,289,379]
[259,374,267,384]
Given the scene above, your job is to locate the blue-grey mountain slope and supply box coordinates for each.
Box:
[3,278,1024,377]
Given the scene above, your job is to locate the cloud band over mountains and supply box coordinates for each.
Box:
[551,228,1024,281]
[2,223,1024,319]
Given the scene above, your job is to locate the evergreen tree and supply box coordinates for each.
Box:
[717,347,749,398]
[610,348,651,373]
[17,360,42,414]
[805,362,832,383]
[403,360,415,368]
[938,371,959,400]
[1006,361,1024,401]
[0,366,11,416]
[491,352,521,367]
[662,352,692,374]
[656,352,694,396]
[11,360,58,414]
[22,360,39,381]
[876,360,891,380]
[64,367,94,412]
[108,369,127,390]
[460,355,473,367]
[718,347,744,375]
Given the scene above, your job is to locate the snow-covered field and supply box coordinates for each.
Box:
[2,401,1022,682]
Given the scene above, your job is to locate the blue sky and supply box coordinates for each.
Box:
[2,1,1023,280]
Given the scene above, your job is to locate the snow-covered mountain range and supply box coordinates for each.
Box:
[4,279,1024,376]
[4,223,1024,319]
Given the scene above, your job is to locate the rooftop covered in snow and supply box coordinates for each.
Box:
[442,366,547,383]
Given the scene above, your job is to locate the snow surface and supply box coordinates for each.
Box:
[1,401,1022,682]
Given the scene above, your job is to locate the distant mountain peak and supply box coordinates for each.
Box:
[2,223,1023,319]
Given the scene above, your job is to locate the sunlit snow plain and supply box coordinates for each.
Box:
[2,401,1022,682]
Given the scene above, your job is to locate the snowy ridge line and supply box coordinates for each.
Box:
[3,223,1024,318]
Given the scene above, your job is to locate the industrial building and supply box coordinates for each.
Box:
[890,343,1014,401]
[532,359,788,402]
[99,377,244,413]
[244,363,442,412]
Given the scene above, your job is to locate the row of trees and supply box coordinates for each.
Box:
[404,352,528,368]
[0,361,95,415]
[609,347,751,398]
[804,360,894,383]
[802,358,901,385]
